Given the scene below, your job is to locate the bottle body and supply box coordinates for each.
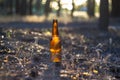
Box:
[50,19,61,62]
[50,36,61,62]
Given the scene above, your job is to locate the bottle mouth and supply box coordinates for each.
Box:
[53,19,58,25]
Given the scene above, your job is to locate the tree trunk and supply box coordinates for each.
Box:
[111,0,120,17]
[99,0,109,31]
[36,0,42,14]
[71,0,75,18]
[44,0,51,17]
[87,0,95,18]
[28,0,33,15]
[19,0,27,15]
[15,0,20,14]
[0,0,6,14]
[57,0,61,17]
[5,0,13,14]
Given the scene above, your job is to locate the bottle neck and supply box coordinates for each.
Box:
[52,19,59,36]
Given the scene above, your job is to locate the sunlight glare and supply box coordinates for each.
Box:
[74,0,87,5]
[62,4,73,10]
[61,0,87,10]
[61,0,72,10]
[61,0,72,4]
[95,0,100,5]
[51,1,59,10]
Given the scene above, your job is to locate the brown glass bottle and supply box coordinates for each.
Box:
[50,19,61,63]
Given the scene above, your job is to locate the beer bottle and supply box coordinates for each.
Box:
[50,19,61,63]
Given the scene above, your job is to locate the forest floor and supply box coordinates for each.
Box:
[0,15,120,80]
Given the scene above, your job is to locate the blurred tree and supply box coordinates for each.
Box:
[15,0,20,14]
[71,0,75,18]
[99,0,109,31]
[36,0,42,14]
[111,0,120,17]
[20,0,27,15]
[15,0,33,15]
[0,0,4,14]
[44,0,51,17]
[87,0,95,18]
[27,0,33,15]
[4,0,13,14]
[0,0,3,8]
[57,0,61,17]
[15,0,27,15]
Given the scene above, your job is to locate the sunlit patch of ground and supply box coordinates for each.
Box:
[23,15,46,22]
[0,11,96,23]
[0,15,46,23]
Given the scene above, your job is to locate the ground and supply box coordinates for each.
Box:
[0,16,120,80]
